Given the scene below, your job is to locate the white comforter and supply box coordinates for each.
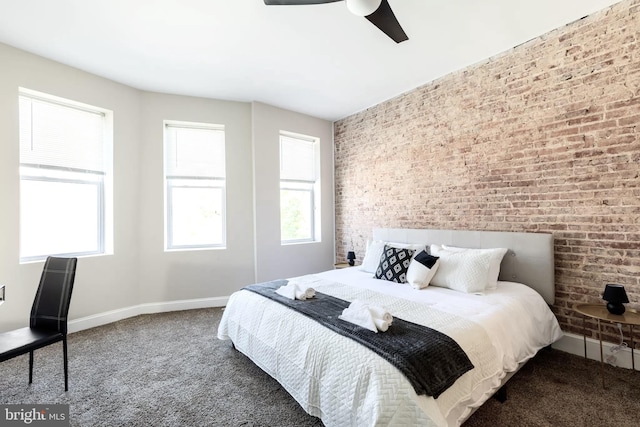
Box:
[217,268,562,426]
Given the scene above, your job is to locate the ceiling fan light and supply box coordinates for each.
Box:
[346,0,382,17]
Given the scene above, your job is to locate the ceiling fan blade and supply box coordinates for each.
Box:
[365,0,408,43]
[264,0,342,5]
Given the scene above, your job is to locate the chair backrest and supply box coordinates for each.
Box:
[30,257,77,334]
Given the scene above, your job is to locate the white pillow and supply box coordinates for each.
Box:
[406,250,440,289]
[441,245,508,290]
[360,240,427,273]
[429,245,494,294]
[360,241,386,273]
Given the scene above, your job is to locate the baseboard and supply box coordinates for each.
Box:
[68,296,228,334]
[552,331,639,370]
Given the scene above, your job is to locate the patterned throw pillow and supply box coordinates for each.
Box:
[374,245,415,283]
[406,250,440,289]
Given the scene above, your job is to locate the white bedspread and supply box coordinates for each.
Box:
[217,268,562,426]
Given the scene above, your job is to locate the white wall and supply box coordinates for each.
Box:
[0,43,335,333]
[137,92,256,302]
[252,102,335,282]
[0,43,141,331]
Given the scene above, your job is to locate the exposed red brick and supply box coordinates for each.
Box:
[334,0,640,346]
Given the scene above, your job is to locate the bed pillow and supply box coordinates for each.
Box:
[429,245,494,293]
[360,241,426,273]
[441,245,508,290]
[360,240,387,273]
[406,250,440,289]
[374,245,415,283]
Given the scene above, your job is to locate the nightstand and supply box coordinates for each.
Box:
[334,263,353,269]
[574,303,640,387]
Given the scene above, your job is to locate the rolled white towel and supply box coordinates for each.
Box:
[338,306,377,333]
[373,317,391,332]
[276,282,316,300]
[294,286,316,300]
[368,304,393,325]
[275,283,298,300]
[348,300,393,326]
[339,299,393,332]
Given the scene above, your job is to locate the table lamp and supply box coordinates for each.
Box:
[602,284,629,315]
[347,251,356,266]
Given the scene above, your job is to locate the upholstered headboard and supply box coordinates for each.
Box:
[372,228,556,305]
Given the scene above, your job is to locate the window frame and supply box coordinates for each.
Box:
[163,121,227,251]
[280,181,315,244]
[165,177,226,250]
[279,131,320,245]
[19,170,105,261]
[18,88,112,263]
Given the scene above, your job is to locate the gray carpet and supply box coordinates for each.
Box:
[1,308,638,426]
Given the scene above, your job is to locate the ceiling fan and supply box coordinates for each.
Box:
[264,0,408,43]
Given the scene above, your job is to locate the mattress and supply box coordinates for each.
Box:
[218,268,563,426]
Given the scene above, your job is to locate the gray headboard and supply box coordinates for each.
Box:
[372,228,555,305]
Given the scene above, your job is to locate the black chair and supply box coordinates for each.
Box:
[0,257,77,391]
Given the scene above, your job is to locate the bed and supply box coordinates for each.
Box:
[218,228,563,426]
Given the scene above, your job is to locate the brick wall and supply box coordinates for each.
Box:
[334,0,640,344]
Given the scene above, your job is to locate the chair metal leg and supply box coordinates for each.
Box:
[63,336,69,392]
[29,351,34,384]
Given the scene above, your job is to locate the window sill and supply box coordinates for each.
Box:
[281,240,321,246]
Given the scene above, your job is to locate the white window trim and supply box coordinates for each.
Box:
[19,172,105,262]
[18,88,113,263]
[163,120,227,251]
[280,182,315,244]
[165,178,227,250]
[279,131,321,245]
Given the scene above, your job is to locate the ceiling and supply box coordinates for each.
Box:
[0,0,622,121]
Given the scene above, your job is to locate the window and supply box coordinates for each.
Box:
[18,89,112,262]
[280,132,320,243]
[164,121,226,250]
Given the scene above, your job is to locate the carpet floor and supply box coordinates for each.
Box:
[1,307,639,426]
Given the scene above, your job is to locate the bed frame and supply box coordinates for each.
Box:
[223,228,557,425]
[373,228,556,305]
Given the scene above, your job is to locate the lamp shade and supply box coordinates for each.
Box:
[347,251,356,266]
[603,284,629,315]
[603,284,629,303]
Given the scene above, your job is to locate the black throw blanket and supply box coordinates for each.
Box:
[244,280,474,398]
